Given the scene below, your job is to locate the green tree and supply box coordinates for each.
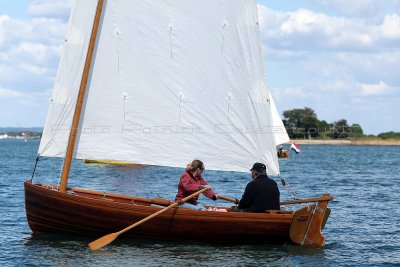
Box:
[377,131,400,139]
[349,123,364,138]
[329,119,351,139]
[283,107,319,139]
[317,120,330,139]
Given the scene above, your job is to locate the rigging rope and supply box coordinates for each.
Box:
[30,154,40,181]
[279,175,299,200]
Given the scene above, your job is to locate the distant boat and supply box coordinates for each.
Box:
[277,146,290,158]
[24,0,332,249]
[0,132,9,139]
[23,132,30,142]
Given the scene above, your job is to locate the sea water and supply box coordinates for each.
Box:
[0,139,399,266]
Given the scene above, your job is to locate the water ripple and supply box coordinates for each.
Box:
[1,140,400,266]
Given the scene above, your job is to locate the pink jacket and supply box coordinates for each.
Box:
[175,171,217,205]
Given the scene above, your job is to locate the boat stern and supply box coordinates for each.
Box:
[289,194,333,246]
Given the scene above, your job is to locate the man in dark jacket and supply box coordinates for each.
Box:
[235,162,280,212]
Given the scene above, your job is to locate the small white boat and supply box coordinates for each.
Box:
[0,132,9,139]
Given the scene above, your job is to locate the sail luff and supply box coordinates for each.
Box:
[59,0,105,192]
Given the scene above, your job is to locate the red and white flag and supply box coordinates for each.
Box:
[290,143,301,153]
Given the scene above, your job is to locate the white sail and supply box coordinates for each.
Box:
[39,0,280,175]
[39,0,99,157]
[269,91,290,146]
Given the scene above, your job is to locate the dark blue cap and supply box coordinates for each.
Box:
[250,162,266,172]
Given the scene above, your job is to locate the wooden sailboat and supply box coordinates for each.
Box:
[277,148,289,158]
[25,0,332,247]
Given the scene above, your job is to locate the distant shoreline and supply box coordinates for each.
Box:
[290,139,400,146]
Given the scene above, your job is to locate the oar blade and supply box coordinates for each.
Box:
[88,232,119,251]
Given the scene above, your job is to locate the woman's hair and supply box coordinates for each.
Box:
[185,159,205,173]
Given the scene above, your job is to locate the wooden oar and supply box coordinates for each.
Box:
[218,194,333,205]
[218,194,239,204]
[280,195,333,205]
[88,187,208,251]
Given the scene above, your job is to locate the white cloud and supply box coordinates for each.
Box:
[258,5,400,52]
[0,87,24,99]
[20,63,49,75]
[1,10,68,48]
[336,51,400,87]
[324,80,351,93]
[0,15,10,44]
[271,86,307,99]
[308,0,385,17]
[15,42,50,63]
[264,47,295,60]
[381,14,400,39]
[28,0,72,20]
[257,3,400,134]
[359,81,391,95]
[0,9,67,93]
[0,85,51,110]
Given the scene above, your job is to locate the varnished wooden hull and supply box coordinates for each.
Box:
[24,181,331,245]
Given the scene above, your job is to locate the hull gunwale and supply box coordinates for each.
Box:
[24,181,293,243]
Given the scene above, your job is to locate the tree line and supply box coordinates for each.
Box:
[282,107,400,139]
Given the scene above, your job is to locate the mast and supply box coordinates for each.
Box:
[59,0,105,193]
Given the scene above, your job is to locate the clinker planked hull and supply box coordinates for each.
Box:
[24,181,293,243]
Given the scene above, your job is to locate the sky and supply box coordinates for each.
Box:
[0,0,399,135]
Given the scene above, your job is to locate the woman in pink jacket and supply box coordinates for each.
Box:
[175,159,220,210]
